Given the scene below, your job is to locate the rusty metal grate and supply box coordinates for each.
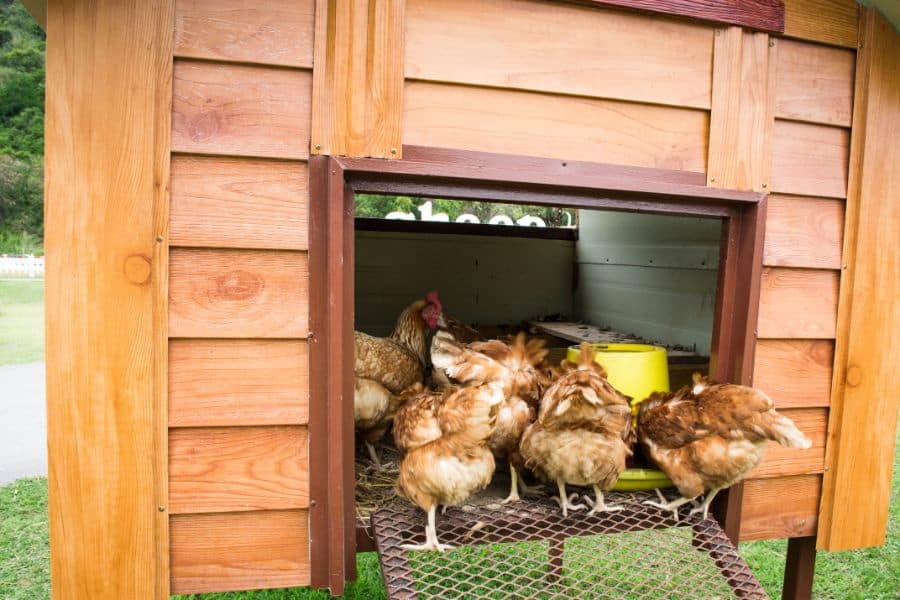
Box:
[372,490,768,599]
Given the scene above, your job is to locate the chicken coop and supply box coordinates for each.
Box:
[31,0,899,598]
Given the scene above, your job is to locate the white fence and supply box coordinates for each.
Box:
[0,255,44,278]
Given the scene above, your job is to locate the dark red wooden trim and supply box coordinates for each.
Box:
[355,217,578,241]
[566,0,784,34]
[311,146,768,590]
[783,536,817,600]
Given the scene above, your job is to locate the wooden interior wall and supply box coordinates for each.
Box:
[167,0,314,593]
[401,0,858,542]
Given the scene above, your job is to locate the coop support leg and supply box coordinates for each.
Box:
[782,536,816,600]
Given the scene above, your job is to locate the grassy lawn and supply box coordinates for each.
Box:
[0,279,44,365]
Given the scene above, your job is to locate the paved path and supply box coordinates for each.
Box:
[0,361,46,484]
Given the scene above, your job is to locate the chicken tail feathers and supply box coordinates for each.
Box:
[763,410,812,449]
[432,330,507,386]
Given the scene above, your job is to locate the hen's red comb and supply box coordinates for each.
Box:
[426,291,442,311]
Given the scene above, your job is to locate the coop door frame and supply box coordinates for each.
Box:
[308,146,767,594]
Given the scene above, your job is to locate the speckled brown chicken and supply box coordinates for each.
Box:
[466,333,550,503]
[638,373,812,519]
[520,343,634,517]
[355,293,442,468]
[394,337,509,551]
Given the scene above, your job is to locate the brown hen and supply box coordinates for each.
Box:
[638,373,812,519]
[520,343,634,517]
[395,339,508,551]
[355,293,442,468]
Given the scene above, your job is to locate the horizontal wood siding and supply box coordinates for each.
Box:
[753,340,833,408]
[168,248,309,338]
[172,60,311,159]
[775,38,854,127]
[170,510,310,594]
[404,81,708,171]
[740,475,821,540]
[169,339,309,427]
[170,156,309,250]
[406,0,714,109]
[770,120,849,198]
[763,195,843,269]
[757,268,839,339]
[169,426,310,514]
[169,1,314,592]
[749,408,827,478]
[175,0,315,67]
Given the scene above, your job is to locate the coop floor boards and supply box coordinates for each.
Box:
[373,491,767,600]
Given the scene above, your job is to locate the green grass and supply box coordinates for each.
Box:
[0,478,50,600]
[0,279,44,365]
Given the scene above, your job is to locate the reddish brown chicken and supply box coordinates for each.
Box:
[395,332,510,551]
[520,343,634,517]
[354,292,442,468]
[638,373,812,519]
[462,333,549,503]
[428,314,485,390]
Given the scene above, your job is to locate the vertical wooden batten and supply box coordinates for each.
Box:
[818,9,900,552]
[310,0,405,158]
[45,0,174,598]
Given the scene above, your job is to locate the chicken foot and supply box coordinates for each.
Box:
[643,495,694,522]
[402,506,453,552]
[501,464,542,504]
[688,487,721,519]
[553,480,586,517]
[364,441,394,471]
[583,485,624,515]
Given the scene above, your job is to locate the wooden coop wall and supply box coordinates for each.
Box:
[44,0,899,597]
[165,0,315,594]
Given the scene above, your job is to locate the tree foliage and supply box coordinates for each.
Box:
[0,1,44,253]
[356,194,576,227]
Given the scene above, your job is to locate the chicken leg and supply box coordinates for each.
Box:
[643,495,694,522]
[502,463,541,504]
[584,485,624,515]
[365,441,384,470]
[688,487,721,519]
[402,506,452,552]
[553,480,586,517]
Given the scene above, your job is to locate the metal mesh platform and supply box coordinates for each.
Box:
[372,491,768,599]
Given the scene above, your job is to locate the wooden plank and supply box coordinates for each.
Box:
[576,0,785,33]
[168,426,309,514]
[740,475,821,540]
[775,38,855,127]
[764,195,844,269]
[819,10,900,552]
[403,81,709,172]
[172,59,311,159]
[44,1,173,598]
[174,0,314,67]
[757,267,839,339]
[168,248,309,338]
[310,0,404,158]
[771,120,850,198]
[405,0,714,110]
[169,339,309,427]
[170,510,310,594]
[754,340,834,408]
[707,28,775,191]
[750,408,827,478]
[783,0,858,49]
[169,156,309,250]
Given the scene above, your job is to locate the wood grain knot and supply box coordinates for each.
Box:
[214,270,264,300]
[845,364,862,387]
[123,254,152,285]
[189,111,221,142]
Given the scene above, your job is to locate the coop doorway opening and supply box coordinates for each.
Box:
[352,193,721,527]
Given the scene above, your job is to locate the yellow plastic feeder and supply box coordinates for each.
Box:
[566,343,674,491]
